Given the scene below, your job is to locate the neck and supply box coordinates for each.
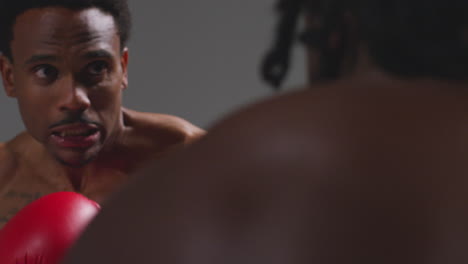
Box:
[343,46,468,89]
[339,44,402,85]
[33,144,129,201]
[35,146,99,193]
[97,108,128,157]
[63,166,89,192]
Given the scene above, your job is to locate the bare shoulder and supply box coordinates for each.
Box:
[123,108,205,146]
[0,140,18,169]
[144,79,468,175]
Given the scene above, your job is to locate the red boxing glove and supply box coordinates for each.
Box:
[0,192,100,264]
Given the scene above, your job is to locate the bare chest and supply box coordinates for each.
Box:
[0,167,130,229]
[0,177,61,228]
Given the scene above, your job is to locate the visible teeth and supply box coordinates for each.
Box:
[59,129,92,137]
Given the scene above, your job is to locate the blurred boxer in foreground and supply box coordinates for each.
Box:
[65,0,468,263]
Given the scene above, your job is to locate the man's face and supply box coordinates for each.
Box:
[0,7,129,167]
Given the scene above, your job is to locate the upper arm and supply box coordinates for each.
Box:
[151,114,206,150]
[173,116,206,145]
[126,108,206,148]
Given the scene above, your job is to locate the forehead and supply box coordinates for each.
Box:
[10,7,119,61]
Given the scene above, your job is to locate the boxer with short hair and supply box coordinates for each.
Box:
[0,0,204,228]
[65,0,468,263]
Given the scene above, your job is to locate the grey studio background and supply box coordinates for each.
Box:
[0,0,304,141]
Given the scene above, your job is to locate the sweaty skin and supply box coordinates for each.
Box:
[64,75,468,264]
[0,7,204,228]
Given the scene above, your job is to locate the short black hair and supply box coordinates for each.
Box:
[0,0,131,60]
[262,0,468,88]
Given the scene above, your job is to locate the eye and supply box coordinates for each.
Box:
[33,64,59,81]
[86,61,110,76]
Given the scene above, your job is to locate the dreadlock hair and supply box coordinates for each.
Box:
[0,0,132,61]
[260,0,302,89]
[261,0,468,89]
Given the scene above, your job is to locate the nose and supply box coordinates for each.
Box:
[57,81,91,113]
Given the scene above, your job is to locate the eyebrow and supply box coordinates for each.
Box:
[82,50,114,60]
[23,49,115,67]
[24,54,59,66]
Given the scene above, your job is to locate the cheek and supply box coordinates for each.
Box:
[16,84,50,116]
[15,79,43,110]
[16,93,48,137]
[90,83,122,111]
[14,78,57,137]
[89,82,122,125]
[14,74,46,102]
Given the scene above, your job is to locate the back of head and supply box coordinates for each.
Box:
[355,0,468,79]
[262,0,468,88]
[0,0,131,61]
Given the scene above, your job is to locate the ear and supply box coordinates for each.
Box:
[0,55,17,97]
[120,47,129,90]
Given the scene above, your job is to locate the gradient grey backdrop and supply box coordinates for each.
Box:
[0,0,305,141]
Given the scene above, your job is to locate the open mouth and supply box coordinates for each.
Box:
[51,128,99,138]
[50,126,101,149]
